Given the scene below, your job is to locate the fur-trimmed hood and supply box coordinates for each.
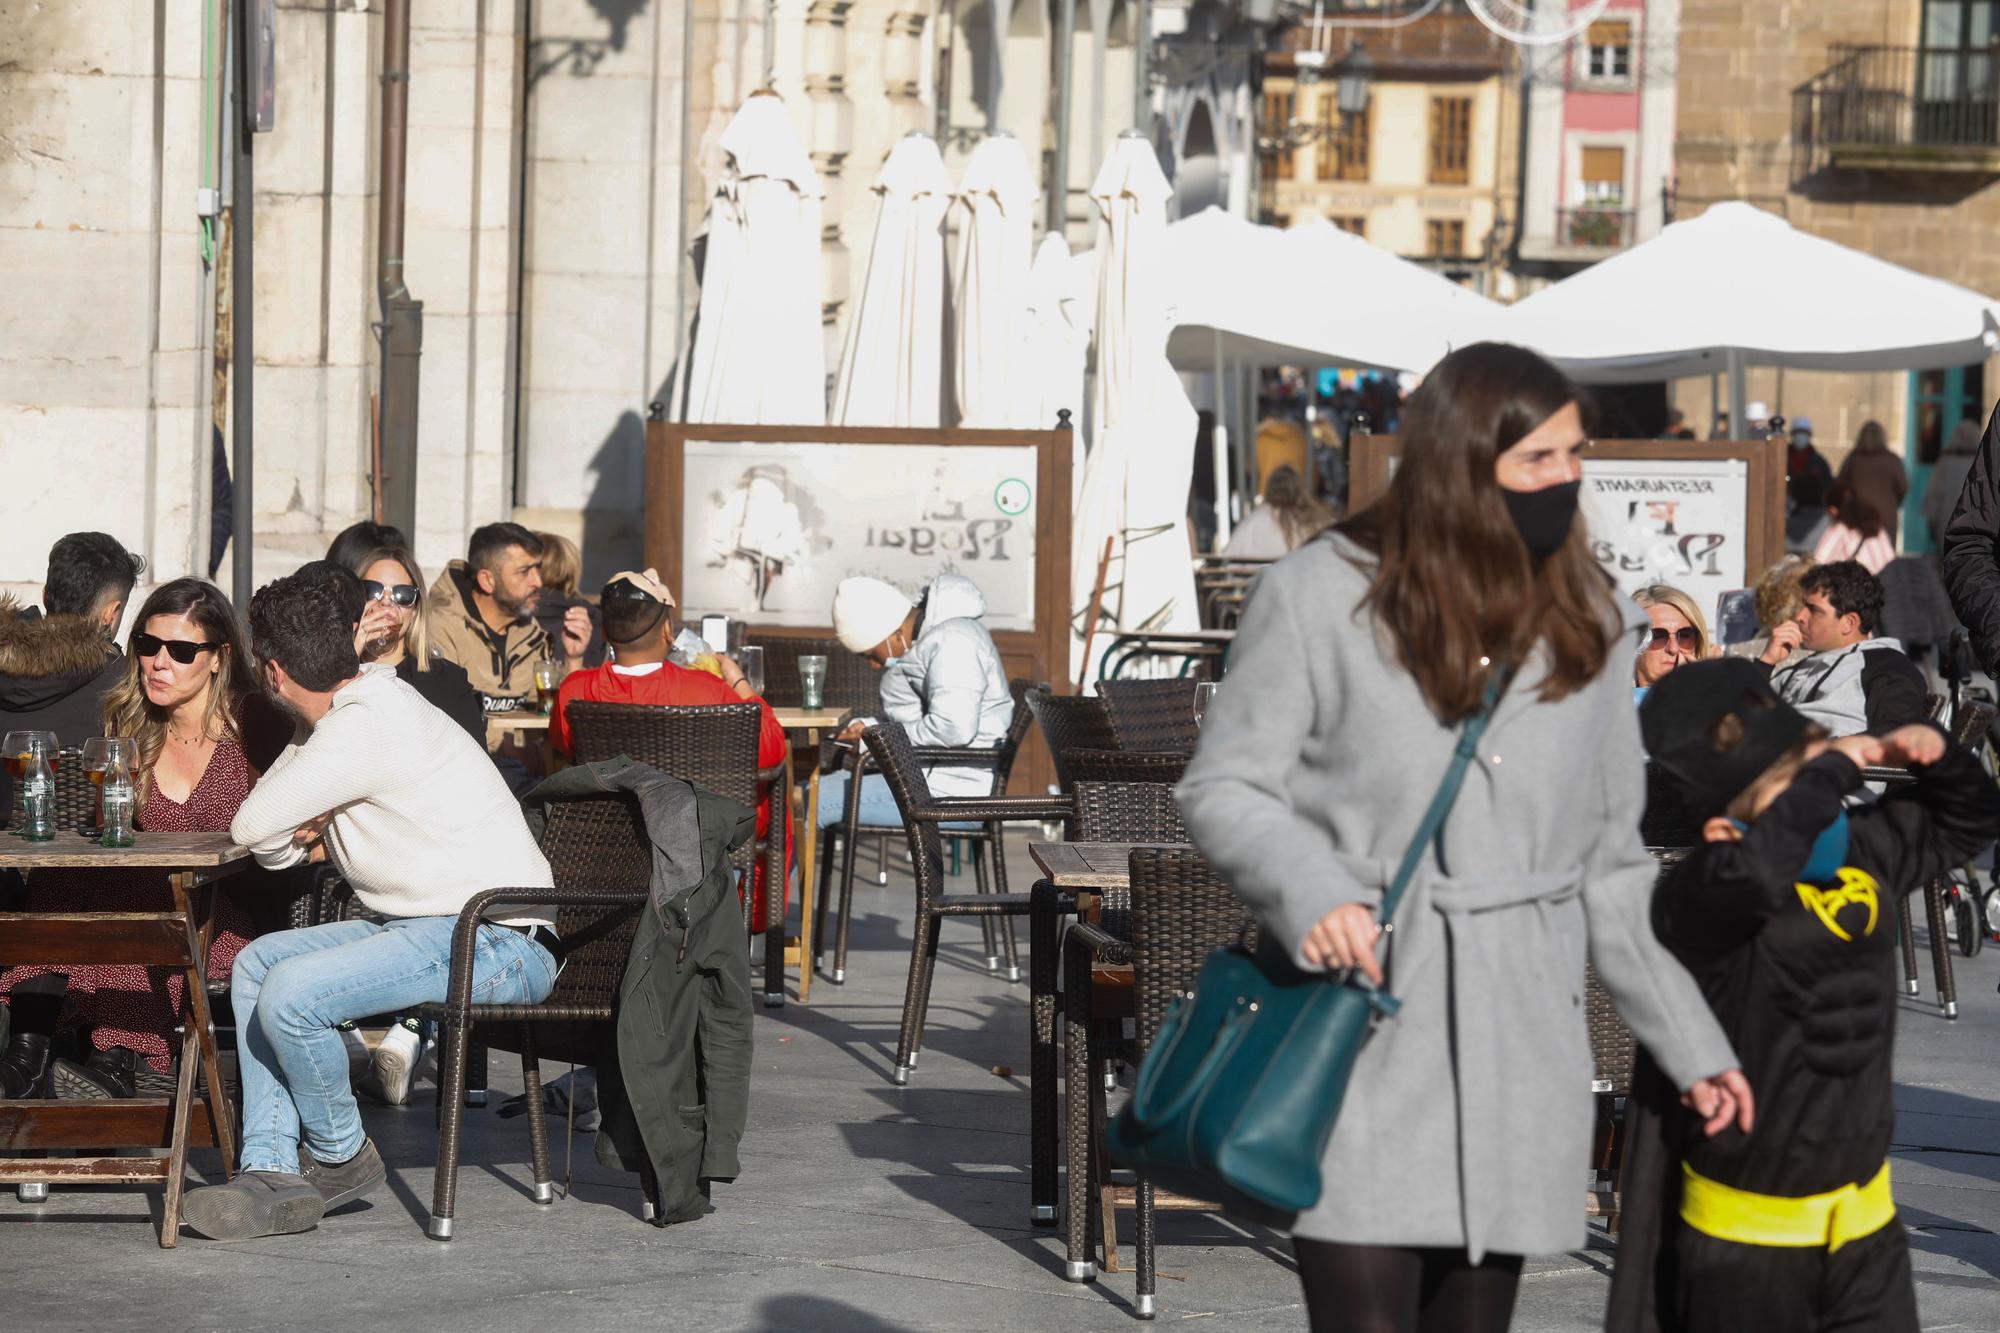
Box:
[0,597,122,711]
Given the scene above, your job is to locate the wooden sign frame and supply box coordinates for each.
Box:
[644,418,1075,755]
[1347,435,1786,596]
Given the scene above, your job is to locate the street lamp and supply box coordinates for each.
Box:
[1334,42,1373,116]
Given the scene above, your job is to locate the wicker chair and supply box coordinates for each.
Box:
[1063,847,1252,1316]
[817,679,1041,987]
[7,747,91,834]
[859,720,1069,1084]
[1026,686,1119,792]
[565,701,790,1006]
[1098,679,1201,754]
[415,791,654,1240]
[1027,780,1187,1226]
[1063,749,1190,787]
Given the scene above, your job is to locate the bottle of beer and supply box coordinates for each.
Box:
[21,747,55,843]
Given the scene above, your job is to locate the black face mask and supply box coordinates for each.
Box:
[1501,480,1582,559]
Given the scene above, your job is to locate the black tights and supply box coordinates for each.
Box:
[1295,1240,1523,1333]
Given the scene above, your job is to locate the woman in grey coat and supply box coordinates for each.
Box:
[1178,344,1750,1332]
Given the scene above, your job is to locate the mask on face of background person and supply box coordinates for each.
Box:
[1502,480,1582,560]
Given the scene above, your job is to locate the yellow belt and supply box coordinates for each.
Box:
[1680,1160,1895,1253]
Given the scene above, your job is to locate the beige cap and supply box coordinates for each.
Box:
[831,576,913,654]
[602,567,676,607]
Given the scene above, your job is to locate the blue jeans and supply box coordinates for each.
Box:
[814,770,978,832]
[231,918,557,1174]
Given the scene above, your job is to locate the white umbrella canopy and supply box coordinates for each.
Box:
[951,132,1041,428]
[1498,201,2000,385]
[832,132,954,426]
[1025,232,1085,440]
[683,92,826,424]
[1071,134,1202,682]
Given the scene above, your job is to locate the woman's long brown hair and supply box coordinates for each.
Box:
[103,578,255,811]
[1335,342,1618,722]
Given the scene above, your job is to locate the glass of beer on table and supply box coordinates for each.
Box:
[3,731,58,834]
[533,653,561,715]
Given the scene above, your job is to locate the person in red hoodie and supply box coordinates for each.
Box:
[550,569,791,929]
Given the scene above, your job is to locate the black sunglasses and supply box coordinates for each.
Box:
[1647,626,1702,653]
[363,580,421,609]
[134,632,220,665]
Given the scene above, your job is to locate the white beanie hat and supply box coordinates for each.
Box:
[832,576,914,655]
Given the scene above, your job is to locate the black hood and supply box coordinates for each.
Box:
[0,599,122,712]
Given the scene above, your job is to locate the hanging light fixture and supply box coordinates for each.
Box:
[1334,41,1373,116]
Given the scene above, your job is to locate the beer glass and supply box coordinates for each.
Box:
[798,654,828,711]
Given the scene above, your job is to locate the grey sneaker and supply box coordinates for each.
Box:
[180,1171,325,1240]
[297,1137,387,1213]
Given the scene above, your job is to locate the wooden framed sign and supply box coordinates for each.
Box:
[1348,436,1787,614]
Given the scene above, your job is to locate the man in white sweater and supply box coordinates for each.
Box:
[180,570,558,1242]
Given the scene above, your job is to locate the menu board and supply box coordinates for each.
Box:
[1581,457,1750,612]
[678,440,1040,630]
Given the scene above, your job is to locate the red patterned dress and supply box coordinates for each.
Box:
[0,735,258,1071]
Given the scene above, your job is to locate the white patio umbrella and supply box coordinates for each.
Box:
[832,132,953,426]
[1071,133,1201,683]
[1025,232,1085,442]
[1497,201,2000,432]
[682,92,825,424]
[951,132,1041,428]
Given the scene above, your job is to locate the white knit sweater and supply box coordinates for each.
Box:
[231,664,554,926]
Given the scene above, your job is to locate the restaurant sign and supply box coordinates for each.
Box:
[1581,456,1749,613]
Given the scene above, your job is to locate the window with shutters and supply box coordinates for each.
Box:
[1429,97,1472,184]
[1580,145,1626,204]
[1317,97,1371,182]
[1426,219,1466,257]
[1586,20,1633,79]
[1262,89,1296,180]
[1329,216,1366,238]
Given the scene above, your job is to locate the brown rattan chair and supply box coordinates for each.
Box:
[1063,847,1251,1316]
[859,720,1069,1084]
[1097,679,1201,753]
[416,790,654,1240]
[1027,780,1187,1226]
[1026,686,1119,792]
[7,747,90,834]
[1063,749,1190,787]
[817,679,1041,986]
[565,701,790,1005]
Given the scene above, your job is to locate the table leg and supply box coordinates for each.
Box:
[799,731,820,1005]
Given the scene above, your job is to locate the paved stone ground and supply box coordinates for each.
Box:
[6,838,1999,1329]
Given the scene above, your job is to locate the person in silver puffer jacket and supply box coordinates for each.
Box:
[821,572,1015,826]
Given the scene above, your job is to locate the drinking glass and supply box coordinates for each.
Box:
[533,655,561,715]
[738,645,766,699]
[1193,682,1219,729]
[798,654,828,711]
[3,731,57,835]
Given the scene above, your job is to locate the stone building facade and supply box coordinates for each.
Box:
[1674,0,2000,548]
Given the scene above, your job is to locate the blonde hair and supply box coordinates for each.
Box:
[1753,555,1813,631]
[1631,584,1711,656]
[351,546,433,672]
[102,578,251,812]
[537,531,582,597]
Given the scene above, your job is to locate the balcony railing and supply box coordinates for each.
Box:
[1795,45,2000,175]
[1555,207,1634,252]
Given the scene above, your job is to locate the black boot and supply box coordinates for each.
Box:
[50,1045,142,1099]
[0,1031,53,1098]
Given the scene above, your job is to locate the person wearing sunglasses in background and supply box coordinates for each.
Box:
[333,541,484,748]
[0,578,288,1099]
[1633,585,1712,702]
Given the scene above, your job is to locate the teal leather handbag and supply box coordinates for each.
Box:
[1105,669,1511,1216]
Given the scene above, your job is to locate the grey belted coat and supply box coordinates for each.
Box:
[1177,536,1738,1260]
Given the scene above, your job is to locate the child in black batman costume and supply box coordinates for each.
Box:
[1609,657,2000,1332]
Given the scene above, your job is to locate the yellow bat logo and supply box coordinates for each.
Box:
[1795,867,1879,942]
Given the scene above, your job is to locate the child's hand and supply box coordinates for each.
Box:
[1682,1068,1756,1137]
[1829,733,1885,769]
[1876,724,1946,769]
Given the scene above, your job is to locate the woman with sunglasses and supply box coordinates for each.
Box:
[1633,584,1711,697]
[0,578,285,1098]
[337,544,483,746]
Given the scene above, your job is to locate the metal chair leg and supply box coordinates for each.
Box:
[813,827,839,969]
[1029,882,1071,1226]
[1062,936,1098,1282]
[1925,878,1959,1018]
[464,1036,489,1108]
[428,1015,470,1240]
[519,1027,554,1204]
[971,842,1001,973]
[1135,1178,1157,1319]
[986,822,1022,982]
[892,909,935,1084]
[1898,887,1921,995]
[834,821,864,986]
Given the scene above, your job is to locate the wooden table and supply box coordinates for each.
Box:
[1028,841,1156,890]
[0,831,249,1246]
[485,708,551,750]
[773,708,846,1005]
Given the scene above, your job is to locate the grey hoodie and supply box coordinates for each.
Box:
[1767,636,1931,737]
[876,573,1015,796]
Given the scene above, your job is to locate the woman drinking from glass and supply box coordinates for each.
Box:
[1178,343,1748,1333]
[336,543,484,746]
[0,578,282,1098]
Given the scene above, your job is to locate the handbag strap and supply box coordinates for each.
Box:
[1376,664,1515,931]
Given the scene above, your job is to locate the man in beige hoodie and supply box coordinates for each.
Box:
[426,522,589,697]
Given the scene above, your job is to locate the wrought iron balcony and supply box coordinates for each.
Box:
[1555,207,1634,252]
[1795,44,2000,174]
